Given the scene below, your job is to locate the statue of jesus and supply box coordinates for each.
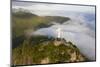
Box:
[56,27,62,38]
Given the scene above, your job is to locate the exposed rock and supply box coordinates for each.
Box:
[41,57,49,64]
[70,52,77,62]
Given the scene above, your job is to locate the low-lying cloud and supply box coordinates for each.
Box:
[33,14,95,60]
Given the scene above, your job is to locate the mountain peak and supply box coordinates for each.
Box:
[12,36,88,65]
[54,38,67,46]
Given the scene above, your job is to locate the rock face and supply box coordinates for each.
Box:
[53,38,87,62]
[12,36,88,65]
[41,57,49,64]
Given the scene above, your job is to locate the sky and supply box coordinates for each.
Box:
[12,1,95,14]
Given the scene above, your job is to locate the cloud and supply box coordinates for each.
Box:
[12,1,95,14]
[32,13,95,60]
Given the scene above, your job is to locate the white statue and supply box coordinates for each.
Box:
[56,27,62,38]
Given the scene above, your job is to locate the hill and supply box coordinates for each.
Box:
[12,35,88,65]
[12,9,70,37]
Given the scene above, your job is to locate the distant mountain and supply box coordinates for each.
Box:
[12,35,88,65]
[12,8,31,13]
[12,8,70,22]
[12,8,71,37]
[12,10,37,18]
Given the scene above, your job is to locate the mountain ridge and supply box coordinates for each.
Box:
[12,35,88,65]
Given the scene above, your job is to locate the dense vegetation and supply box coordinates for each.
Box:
[12,35,87,65]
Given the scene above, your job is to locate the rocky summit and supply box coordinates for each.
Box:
[12,35,88,65]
